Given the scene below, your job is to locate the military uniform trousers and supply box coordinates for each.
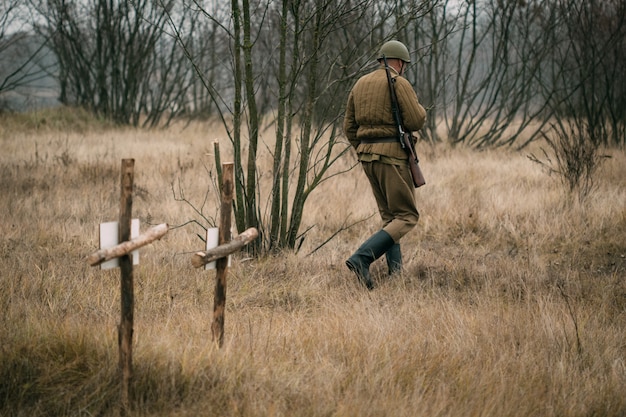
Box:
[359,154,420,243]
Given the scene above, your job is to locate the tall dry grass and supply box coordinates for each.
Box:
[1,108,625,416]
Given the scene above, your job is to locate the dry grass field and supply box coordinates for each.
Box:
[1,108,625,416]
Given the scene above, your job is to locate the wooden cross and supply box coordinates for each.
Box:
[190,163,258,348]
[85,159,169,415]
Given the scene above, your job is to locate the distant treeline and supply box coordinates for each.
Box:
[1,0,624,147]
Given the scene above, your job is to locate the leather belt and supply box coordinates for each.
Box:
[359,137,398,144]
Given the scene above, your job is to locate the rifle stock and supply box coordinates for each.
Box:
[382,55,426,188]
[403,132,426,188]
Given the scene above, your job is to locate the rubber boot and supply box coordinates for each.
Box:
[386,243,402,276]
[346,230,395,290]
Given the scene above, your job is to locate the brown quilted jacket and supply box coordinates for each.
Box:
[343,67,426,160]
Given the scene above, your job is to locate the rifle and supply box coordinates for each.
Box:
[382,55,426,188]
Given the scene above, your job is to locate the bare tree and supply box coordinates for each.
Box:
[546,0,626,147]
[32,0,196,126]
[408,0,624,149]
[412,0,552,148]
[0,0,57,110]
[528,0,625,201]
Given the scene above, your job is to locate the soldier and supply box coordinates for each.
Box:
[343,40,427,289]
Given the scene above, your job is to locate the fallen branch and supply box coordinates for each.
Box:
[191,227,258,268]
[87,223,169,266]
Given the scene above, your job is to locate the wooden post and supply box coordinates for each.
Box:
[212,162,233,348]
[118,159,134,415]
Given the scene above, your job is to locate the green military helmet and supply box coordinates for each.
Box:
[378,40,411,63]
